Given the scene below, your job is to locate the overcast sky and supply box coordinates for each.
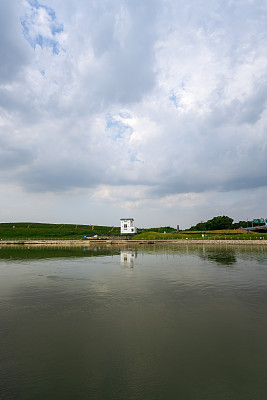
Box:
[0,0,267,228]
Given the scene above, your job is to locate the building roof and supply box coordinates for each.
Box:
[120,218,134,221]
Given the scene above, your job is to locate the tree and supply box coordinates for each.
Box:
[205,216,233,230]
[189,216,233,230]
[232,220,253,229]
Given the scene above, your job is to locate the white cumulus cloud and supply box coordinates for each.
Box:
[0,0,267,227]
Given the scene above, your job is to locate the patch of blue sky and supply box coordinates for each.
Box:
[27,0,39,7]
[129,153,143,163]
[106,114,133,140]
[169,90,179,109]
[21,0,63,55]
[27,0,59,24]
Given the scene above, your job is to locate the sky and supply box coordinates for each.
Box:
[0,0,267,229]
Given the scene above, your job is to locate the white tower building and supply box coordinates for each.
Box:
[120,218,137,234]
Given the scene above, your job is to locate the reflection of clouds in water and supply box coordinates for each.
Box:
[90,283,109,295]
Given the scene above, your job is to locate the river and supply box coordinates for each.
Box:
[0,244,267,399]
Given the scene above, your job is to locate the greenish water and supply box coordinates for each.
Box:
[0,245,267,400]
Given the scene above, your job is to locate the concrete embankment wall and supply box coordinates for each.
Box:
[1,239,267,246]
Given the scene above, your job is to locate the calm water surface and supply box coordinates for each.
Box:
[0,244,267,400]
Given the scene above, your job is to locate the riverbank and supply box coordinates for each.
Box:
[1,239,267,246]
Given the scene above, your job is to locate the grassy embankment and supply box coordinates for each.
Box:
[134,230,267,240]
[0,223,120,240]
[0,223,266,240]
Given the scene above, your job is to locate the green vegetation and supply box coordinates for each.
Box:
[0,223,177,240]
[138,226,177,234]
[183,230,267,240]
[232,220,253,229]
[134,232,183,240]
[134,230,267,240]
[189,215,234,230]
[0,223,121,240]
[0,220,266,241]
[189,215,267,231]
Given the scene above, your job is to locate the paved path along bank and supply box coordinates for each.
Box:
[1,239,267,246]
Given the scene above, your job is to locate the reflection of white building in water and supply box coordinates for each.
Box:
[120,218,137,234]
[120,251,136,266]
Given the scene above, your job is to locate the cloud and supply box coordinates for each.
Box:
[0,140,33,172]
[1,0,267,226]
[0,0,31,84]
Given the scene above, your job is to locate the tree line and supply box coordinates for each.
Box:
[188,215,256,231]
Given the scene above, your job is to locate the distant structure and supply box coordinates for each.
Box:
[120,218,137,234]
[253,218,267,225]
[242,217,267,232]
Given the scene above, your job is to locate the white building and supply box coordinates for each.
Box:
[120,218,137,234]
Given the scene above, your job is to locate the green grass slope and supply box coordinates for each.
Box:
[0,223,121,240]
[134,230,267,240]
[0,223,266,240]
